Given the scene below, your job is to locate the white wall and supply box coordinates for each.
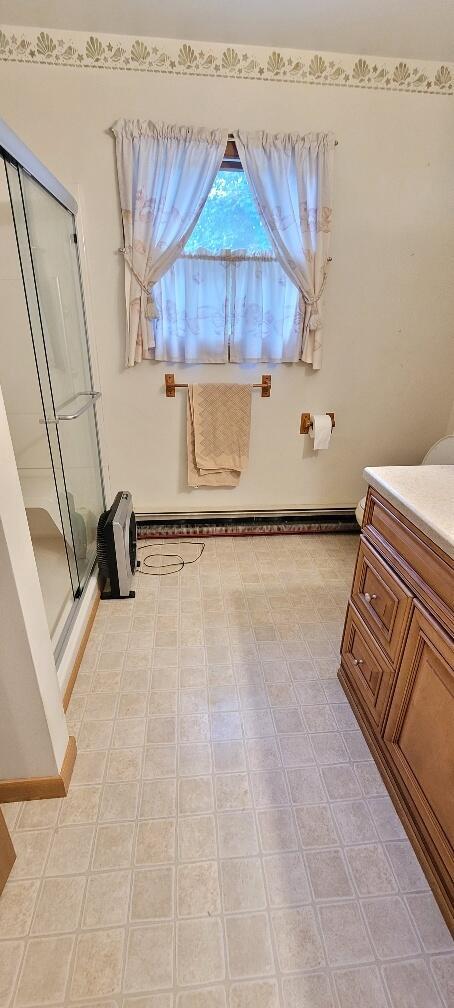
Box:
[1,55,453,513]
[0,383,69,779]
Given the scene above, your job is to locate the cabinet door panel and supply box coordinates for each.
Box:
[384,603,454,880]
[341,603,395,729]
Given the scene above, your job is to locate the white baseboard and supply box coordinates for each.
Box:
[57,571,99,696]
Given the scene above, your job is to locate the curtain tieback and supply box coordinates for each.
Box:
[119,248,159,320]
[302,270,328,331]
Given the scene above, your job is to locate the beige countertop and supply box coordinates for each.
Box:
[364,465,454,561]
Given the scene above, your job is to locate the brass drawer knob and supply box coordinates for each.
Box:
[364,592,377,604]
[353,657,364,666]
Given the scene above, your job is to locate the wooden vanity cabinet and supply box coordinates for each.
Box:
[339,487,454,931]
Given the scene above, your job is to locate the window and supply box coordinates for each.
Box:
[185,170,273,255]
[153,155,302,363]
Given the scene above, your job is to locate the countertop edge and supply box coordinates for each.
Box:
[363,466,454,562]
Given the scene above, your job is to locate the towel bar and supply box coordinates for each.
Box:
[165,374,271,398]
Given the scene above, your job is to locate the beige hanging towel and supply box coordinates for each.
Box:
[187,383,252,487]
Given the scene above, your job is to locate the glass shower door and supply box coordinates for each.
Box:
[5,161,105,638]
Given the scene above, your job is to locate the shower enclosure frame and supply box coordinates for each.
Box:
[0,118,106,665]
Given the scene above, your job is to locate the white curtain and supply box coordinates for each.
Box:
[112,119,227,366]
[154,256,228,363]
[234,130,335,370]
[230,257,303,363]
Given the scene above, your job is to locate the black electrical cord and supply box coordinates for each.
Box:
[136,540,205,576]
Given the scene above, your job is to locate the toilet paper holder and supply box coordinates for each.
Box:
[300,412,335,435]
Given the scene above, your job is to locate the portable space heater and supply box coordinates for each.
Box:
[97,491,138,599]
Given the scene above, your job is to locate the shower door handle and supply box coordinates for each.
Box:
[40,390,101,424]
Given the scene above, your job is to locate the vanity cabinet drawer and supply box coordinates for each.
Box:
[352,538,413,663]
[341,603,395,729]
[364,490,454,615]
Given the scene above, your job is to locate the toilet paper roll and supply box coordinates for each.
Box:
[309,413,332,450]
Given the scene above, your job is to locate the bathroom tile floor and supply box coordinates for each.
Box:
[1,534,453,1007]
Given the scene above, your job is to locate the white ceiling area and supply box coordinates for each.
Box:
[0,0,453,62]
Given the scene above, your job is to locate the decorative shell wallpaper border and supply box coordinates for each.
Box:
[0,25,452,95]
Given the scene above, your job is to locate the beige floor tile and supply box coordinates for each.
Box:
[78,719,114,751]
[92,822,135,870]
[10,830,52,880]
[271,906,325,972]
[225,912,274,979]
[430,953,454,1007]
[230,979,279,1008]
[131,866,174,921]
[238,685,268,710]
[353,761,387,797]
[366,795,408,843]
[59,784,101,825]
[241,709,275,739]
[99,781,139,822]
[272,707,305,734]
[148,690,178,715]
[118,692,148,718]
[0,880,38,938]
[177,861,221,917]
[345,843,398,896]
[83,869,131,927]
[310,732,349,765]
[213,740,247,773]
[71,747,108,786]
[0,940,24,1007]
[257,807,297,853]
[210,711,243,741]
[107,747,143,782]
[264,851,311,906]
[31,875,85,934]
[220,857,266,912]
[321,764,362,800]
[143,744,177,779]
[151,670,178,691]
[83,689,118,721]
[332,799,378,844]
[306,848,353,900]
[16,934,74,1006]
[179,666,207,688]
[71,927,125,998]
[278,734,315,768]
[317,902,373,967]
[286,766,327,805]
[178,814,218,861]
[215,773,251,811]
[16,799,61,831]
[112,717,147,749]
[177,988,227,1008]
[45,825,94,876]
[179,688,209,715]
[296,805,340,851]
[178,775,214,815]
[140,779,177,819]
[179,742,212,776]
[217,810,259,859]
[333,964,389,1008]
[136,819,176,865]
[125,923,174,993]
[405,892,454,953]
[209,686,239,711]
[246,738,281,771]
[383,958,443,1008]
[179,714,210,743]
[250,770,288,808]
[177,917,225,986]
[281,972,335,1008]
[384,841,429,893]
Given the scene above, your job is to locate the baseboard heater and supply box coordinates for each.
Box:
[137,508,358,539]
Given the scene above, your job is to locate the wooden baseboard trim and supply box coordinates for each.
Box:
[338,664,454,933]
[63,589,100,712]
[0,809,16,895]
[0,735,77,803]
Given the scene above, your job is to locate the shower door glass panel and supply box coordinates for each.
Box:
[19,170,105,589]
[3,160,78,641]
[5,161,104,620]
